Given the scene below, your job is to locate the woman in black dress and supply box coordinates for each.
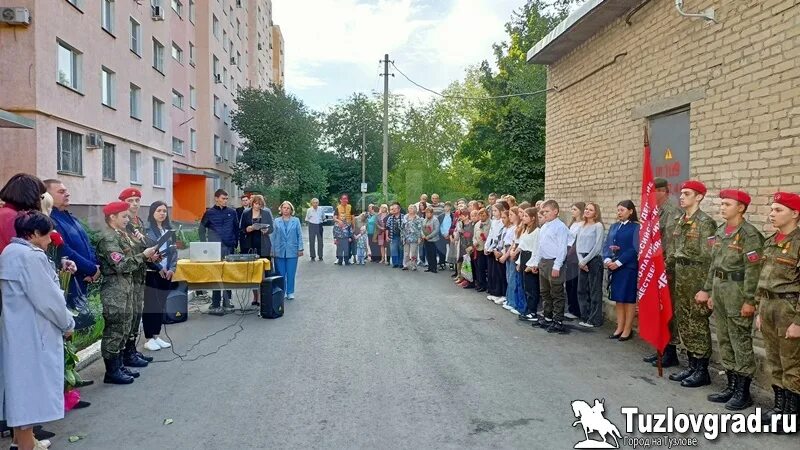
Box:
[240,195,274,305]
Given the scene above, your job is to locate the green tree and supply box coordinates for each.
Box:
[230,86,327,206]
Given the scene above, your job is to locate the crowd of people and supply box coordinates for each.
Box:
[314,184,799,427]
[0,174,304,449]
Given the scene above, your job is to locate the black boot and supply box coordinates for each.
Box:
[654,345,680,368]
[669,353,696,382]
[127,340,154,363]
[103,357,134,384]
[681,357,711,387]
[119,356,140,379]
[123,342,149,368]
[643,352,658,364]
[708,371,737,403]
[762,385,787,422]
[725,375,753,410]
[773,390,799,435]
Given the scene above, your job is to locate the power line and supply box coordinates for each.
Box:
[389,61,554,101]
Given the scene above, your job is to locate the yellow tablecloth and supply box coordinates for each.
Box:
[173,259,271,284]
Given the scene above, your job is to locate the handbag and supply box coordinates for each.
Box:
[461,258,474,282]
[67,278,96,331]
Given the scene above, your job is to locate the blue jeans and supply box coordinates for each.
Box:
[274,257,298,296]
[390,236,404,267]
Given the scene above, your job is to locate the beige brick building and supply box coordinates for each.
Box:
[527,0,799,386]
[527,0,799,231]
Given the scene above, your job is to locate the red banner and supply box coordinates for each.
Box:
[637,129,673,353]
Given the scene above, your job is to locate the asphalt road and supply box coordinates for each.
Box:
[9,235,797,449]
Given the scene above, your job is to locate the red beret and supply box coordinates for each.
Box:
[681,180,707,196]
[774,192,800,212]
[118,187,142,201]
[719,189,751,207]
[103,201,130,217]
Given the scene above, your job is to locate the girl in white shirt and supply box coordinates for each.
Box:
[518,207,541,322]
[485,203,506,302]
[565,202,586,320]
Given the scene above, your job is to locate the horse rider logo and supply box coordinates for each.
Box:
[571,399,622,448]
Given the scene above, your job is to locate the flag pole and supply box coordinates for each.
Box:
[644,124,664,378]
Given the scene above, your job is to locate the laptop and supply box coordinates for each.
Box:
[189,242,222,262]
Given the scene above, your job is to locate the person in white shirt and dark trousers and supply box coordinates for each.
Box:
[517,207,541,322]
[305,198,325,262]
[530,200,569,333]
[565,202,586,320]
[575,202,605,328]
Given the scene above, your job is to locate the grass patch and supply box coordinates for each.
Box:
[72,292,104,352]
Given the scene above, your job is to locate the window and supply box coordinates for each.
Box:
[129,18,141,55]
[213,96,220,117]
[130,150,141,184]
[229,75,234,90]
[189,0,195,23]
[152,39,165,73]
[172,137,184,155]
[129,84,141,119]
[223,31,228,52]
[57,41,81,91]
[212,15,220,39]
[213,55,219,76]
[171,90,184,109]
[57,128,83,175]
[101,0,114,34]
[223,140,229,160]
[190,129,197,151]
[223,67,228,88]
[189,42,195,66]
[228,40,233,56]
[171,0,182,16]
[236,19,240,38]
[171,42,183,63]
[214,135,221,157]
[229,6,234,24]
[101,67,115,107]
[102,142,116,181]
[236,51,241,68]
[152,97,164,130]
[188,85,196,109]
[66,0,81,8]
[223,104,229,124]
[153,158,165,187]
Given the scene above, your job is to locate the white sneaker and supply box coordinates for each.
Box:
[144,339,161,351]
[502,303,513,310]
[494,296,506,305]
[154,337,172,349]
[579,322,595,328]
[564,312,578,319]
[509,308,520,315]
[487,295,498,301]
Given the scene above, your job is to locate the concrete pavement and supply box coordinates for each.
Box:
[9,239,797,449]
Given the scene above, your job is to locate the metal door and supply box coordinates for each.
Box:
[649,108,690,201]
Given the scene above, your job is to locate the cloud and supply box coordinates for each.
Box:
[273,0,525,107]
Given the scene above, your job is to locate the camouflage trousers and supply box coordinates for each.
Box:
[759,297,800,394]
[674,262,712,358]
[712,279,755,377]
[101,276,135,359]
[127,272,146,343]
[667,268,679,346]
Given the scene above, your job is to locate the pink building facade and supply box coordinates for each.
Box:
[0,0,283,225]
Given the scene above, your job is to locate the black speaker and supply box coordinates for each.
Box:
[164,283,189,324]
[260,275,285,319]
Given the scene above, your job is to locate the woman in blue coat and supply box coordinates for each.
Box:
[603,200,640,342]
[271,201,304,300]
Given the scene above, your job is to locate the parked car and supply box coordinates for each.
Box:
[320,206,335,225]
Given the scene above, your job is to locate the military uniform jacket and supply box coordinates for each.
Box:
[702,221,764,306]
[659,200,681,262]
[96,228,147,278]
[668,209,717,268]
[756,227,800,326]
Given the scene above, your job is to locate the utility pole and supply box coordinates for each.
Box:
[361,123,366,212]
[380,54,393,199]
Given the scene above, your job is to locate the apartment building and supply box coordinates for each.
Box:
[0,0,285,224]
[271,24,284,86]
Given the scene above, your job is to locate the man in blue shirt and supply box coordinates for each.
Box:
[199,189,239,315]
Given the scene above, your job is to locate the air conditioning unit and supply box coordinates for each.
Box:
[236,0,242,7]
[230,56,236,65]
[257,43,262,50]
[0,7,30,25]
[215,155,223,163]
[86,133,104,149]
[151,5,165,20]
[214,74,222,83]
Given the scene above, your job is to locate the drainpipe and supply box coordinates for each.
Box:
[674,0,717,23]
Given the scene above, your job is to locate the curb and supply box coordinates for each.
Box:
[76,340,101,371]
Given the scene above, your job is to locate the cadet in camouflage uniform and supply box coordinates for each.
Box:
[97,201,157,384]
[667,180,717,388]
[118,187,153,367]
[697,189,763,410]
[644,178,683,367]
[756,192,800,422]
